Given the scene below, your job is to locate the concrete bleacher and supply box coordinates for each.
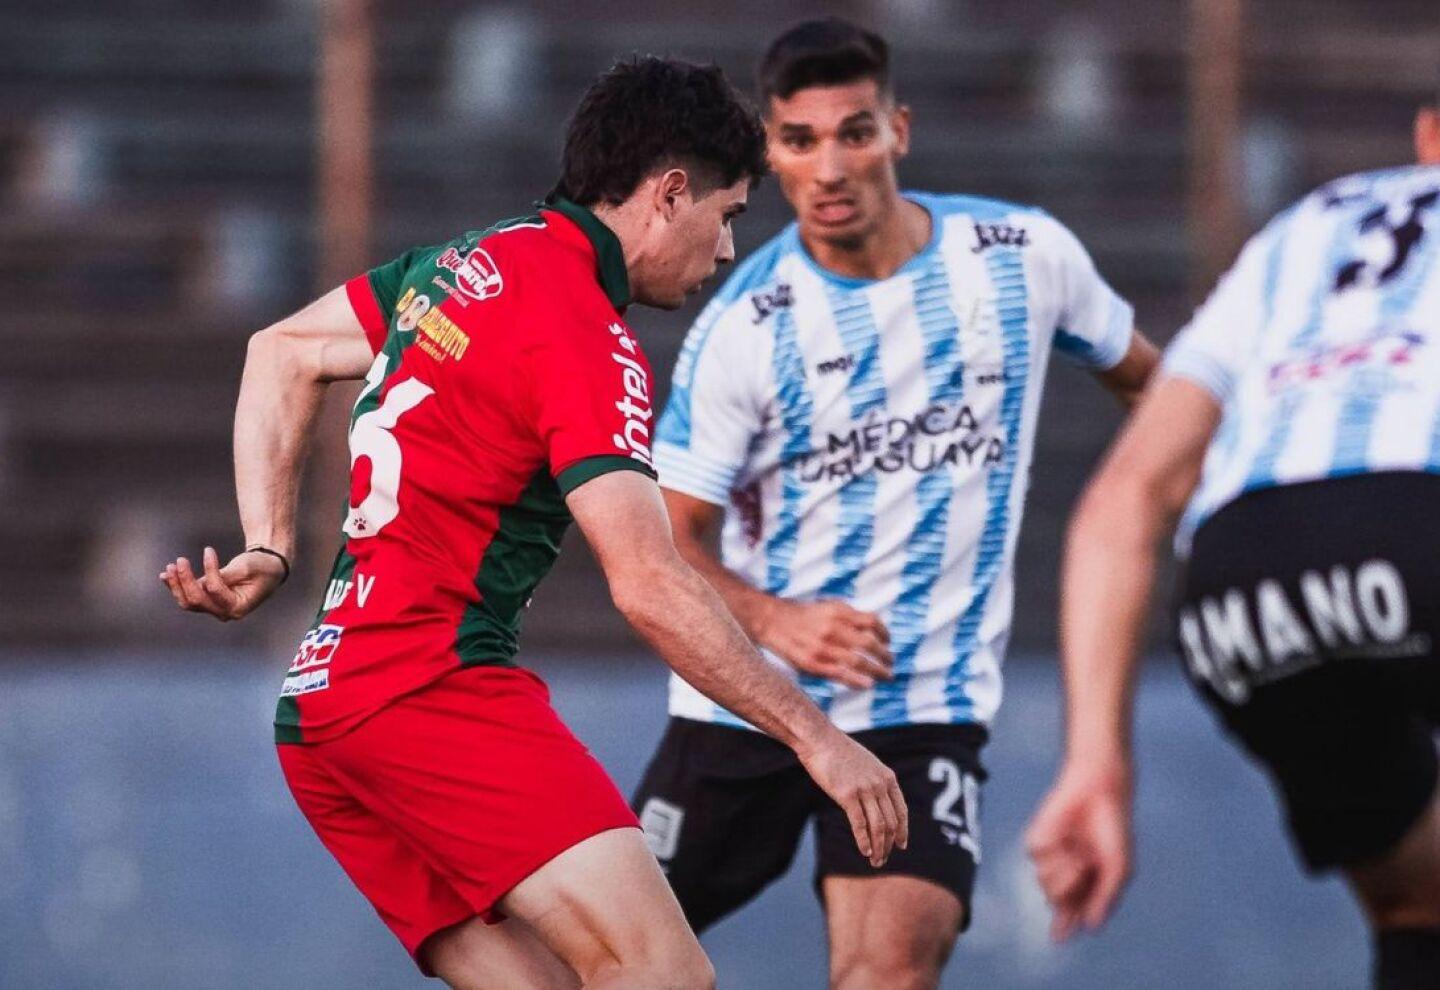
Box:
[2,2,1436,651]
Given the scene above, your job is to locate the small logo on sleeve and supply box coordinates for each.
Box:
[608,322,654,469]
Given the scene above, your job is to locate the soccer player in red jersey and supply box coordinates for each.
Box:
[160,58,907,990]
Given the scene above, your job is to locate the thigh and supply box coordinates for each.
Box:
[318,667,639,923]
[277,743,476,971]
[497,827,707,986]
[631,717,815,932]
[822,875,962,990]
[814,725,985,929]
[422,915,579,990]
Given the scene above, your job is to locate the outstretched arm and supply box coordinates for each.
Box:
[569,470,908,868]
[664,489,893,689]
[1025,375,1219,940]
[160,286,374,620]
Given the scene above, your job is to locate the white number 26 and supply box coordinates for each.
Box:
[343,354,434,540]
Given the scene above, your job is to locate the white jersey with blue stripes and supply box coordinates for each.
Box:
[655,191,1134,732]
[1166,165,1440,554]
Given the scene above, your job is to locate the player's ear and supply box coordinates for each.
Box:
[888,103,913,161]
[654,168,691,221]
[1415,107,1440,165]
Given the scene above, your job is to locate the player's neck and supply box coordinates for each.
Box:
[801,195,931,282]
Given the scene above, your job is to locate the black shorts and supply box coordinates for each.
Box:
[1177,471,1440,872]
[631,717,986,934]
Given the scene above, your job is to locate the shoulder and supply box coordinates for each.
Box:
[702,224,805,326]
[918,190,1081,261]
[459,213,607,322]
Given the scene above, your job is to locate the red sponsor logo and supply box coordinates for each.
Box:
[436,246,504,301]
[289,624,343,672]
[1268,330,1424,393]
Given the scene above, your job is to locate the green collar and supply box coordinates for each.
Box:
[546,197,632,310]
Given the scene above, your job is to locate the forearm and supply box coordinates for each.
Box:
[671,530,784,643]
[1058,481,1167,768]
[232,328,329,558]
[619,559,833,753]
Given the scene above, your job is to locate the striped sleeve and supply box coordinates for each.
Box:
[653,299,763,506]
[1047,219,1135,371]
[1163,232,1273,402]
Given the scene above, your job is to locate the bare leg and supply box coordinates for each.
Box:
[498,827,715,990]
[422,914,580,990]
[1345,782,1440,989]
[1346,783,1440,929]
[822,875,964,990]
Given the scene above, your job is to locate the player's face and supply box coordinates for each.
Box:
[766,79,911,248]
[1417,106,1440,165]
[642,177,749,310]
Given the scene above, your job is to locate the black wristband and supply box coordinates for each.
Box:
[245,545,291,584]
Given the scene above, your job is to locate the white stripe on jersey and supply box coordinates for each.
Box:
[1167,166,1440,554]
[658,191,1133,733]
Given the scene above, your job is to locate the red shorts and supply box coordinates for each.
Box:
[277,665,638,971]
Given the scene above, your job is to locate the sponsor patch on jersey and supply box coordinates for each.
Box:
[393,287,471,363]
[436,246,504,301]
[280,668,331,698]
[971,221,1029,253]
[290,624,343,673]
[750,283,793,324]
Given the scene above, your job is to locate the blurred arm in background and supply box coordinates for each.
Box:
[1024,375,1219,941]
[160,286,373,621]
[568,470,908,867]
[664,489,894,691]
[1094,330,1161,407]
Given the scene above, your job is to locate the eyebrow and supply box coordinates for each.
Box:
[775,110,878,134]
[726,203,748,216]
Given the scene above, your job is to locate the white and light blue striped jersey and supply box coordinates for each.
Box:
[655,191,1134,733]
[1167,165,1440,553]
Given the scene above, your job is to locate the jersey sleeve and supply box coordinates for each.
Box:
[652,299,766,507]
[1163,231,1273,402]
[1046,219,1136,371]
[345,248,420,354]
[524,313,660,497]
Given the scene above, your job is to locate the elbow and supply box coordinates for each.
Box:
[247,322,318,385]
[609,554,688,633]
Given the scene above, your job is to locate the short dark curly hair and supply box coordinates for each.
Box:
[549,56,768,207]
[759,17,890,104]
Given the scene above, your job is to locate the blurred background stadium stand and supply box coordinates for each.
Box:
[0,2,1436,987]
[0,0,1432,653]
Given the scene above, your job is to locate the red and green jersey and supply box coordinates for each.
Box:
[275,199,656,744]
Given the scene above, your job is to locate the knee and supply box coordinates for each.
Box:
[1357,884,1440,929]
[584,944,714,990]
[831,942,948,990]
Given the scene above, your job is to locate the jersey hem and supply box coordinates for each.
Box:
[555,455,656,496]
[345,274,389,354]
[273,658,520,745]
